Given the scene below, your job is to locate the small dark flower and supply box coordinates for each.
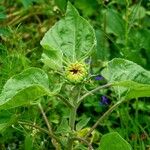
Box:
[99,96,110,106]
[94,75,104,81]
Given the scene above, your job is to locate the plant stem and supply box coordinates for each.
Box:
[67,84,112,149]
[68,83,109,149]
[135,98,139,121]
[125,0,129,51]
[68,106,78,150]
[69,107,77,130]
[18,121,59,142]
[85,99,125,138]
[38,103,61,149]
[69,85,82,130]
[78,83,112,104]
[68,107,76,150]
[38,103,53,133]
[67,138,74,150]
[67,96,78,150]
[72,137,93,150]
[56,94,74,108]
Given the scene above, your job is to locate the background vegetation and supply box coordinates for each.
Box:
[0,0,150,149]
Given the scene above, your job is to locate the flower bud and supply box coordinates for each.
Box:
[65,62,87,83]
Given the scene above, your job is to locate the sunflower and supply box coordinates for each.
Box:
[65,62,87,83]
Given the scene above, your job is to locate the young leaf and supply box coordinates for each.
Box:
[130,5,146,20]
[56,118,71,134]
[98,132,132,150]
[41,46,63,71]
[76,116,91,131]
[0,68,50,110]
[101,58,150,99]
[40,1,96,68]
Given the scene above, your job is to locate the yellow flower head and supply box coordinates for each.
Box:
[65,62,87,83]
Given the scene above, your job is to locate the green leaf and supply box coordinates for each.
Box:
[41,48,63,70]
[54,0,67,12]
[113,81,150,99]
[129,29,150,50]
[56,118,71,134]
[40,2,96,68]
[74,0,98,17]
[104,9,125,37]
[0,6,6,21]
[0,68,50,110]
[76,116,91,131]
[95,29,110,60]
[130,5,146,20]
[0,111,18,133]
[102,58,150,99]
[98,132,131,150]
[24,134,33,150]
[0,123,7,132]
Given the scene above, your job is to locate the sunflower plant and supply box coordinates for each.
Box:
[1,2,150,150]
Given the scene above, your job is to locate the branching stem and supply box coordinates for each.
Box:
[38,103,60,149]
[38,103,53,134]
[56,94,74,108]
[73,137,93,150]
[85,99,126,138]
[78,83,112,105]
[18,121,59,142]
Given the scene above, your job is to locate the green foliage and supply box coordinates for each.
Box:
[130,4,146,20]
[0,68,50,110]
[0,6,6,21]
[76,116,91,131]
[56,118,71,134]
[74,0,98,17]
[98,132,132,150]
[40,2,96,70]
[54,0,67,12]
[0,0,150,149]
[0,111,18,133]
[102,58,150,99]
[104,9,125,38]
[24,134,33,150]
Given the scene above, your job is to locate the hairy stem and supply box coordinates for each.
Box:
[67,138,74,150]
[67,83,110,149]
[85,99,125,138]
[38,103,61,149]
[69,107,77,130]
[38,103,53,133]
[67,106,78,150]
[72,137,93,150]
[78,83,112,104]
[56,94,74,108]
[68,85,81,150]
[18,121,59,142]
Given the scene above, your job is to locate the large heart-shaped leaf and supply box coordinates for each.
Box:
[98,132,131,150]
[0,68,50,110]
[102,58,150,99]
[40,2,96,69]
